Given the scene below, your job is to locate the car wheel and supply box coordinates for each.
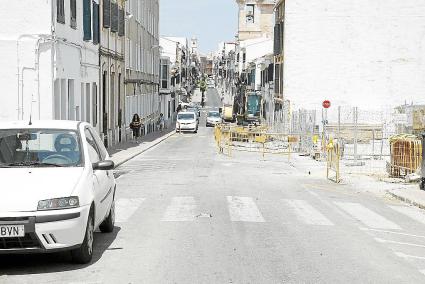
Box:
[99,199,115,233]
[71,210,94,264]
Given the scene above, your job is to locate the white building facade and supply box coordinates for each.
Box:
[99,0,125,147]
[159,56,176,127]
[160,37,191,103]
[0,0,100,126]
[283,0,425,110]
[125,0,160,136]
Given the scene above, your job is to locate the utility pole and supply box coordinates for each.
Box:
[353,106,358,162]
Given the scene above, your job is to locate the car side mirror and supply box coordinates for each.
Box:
[93,160,115,171]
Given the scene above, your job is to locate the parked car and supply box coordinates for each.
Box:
[187,107,200,122]
[176,112,198,133]
[206,111,222,127]
[0,121,116,264]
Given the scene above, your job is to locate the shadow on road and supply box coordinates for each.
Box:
[0,226,121,276]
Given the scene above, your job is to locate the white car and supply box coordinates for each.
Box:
[0,121,116,264]
[176,112,198,133]
[206,111,222,127]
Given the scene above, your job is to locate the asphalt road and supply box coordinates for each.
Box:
[2,89,425,283]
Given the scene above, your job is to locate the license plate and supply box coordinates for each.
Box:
[0,225,25,238]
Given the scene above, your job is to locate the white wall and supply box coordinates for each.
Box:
[125,0,160,136]
[0,0,52,121]
[284,0,425,110]
[0,0,100,123]
[237,37,273,74]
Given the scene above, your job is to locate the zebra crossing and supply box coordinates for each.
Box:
[283,199,334,226]
[112,195,425,277]
[114,195,425,230]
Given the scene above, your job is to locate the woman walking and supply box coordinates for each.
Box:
[130,114,142,143]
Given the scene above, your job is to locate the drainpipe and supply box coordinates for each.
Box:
[17,34,51,120]
[17,34,38,120]
[20,67,36,119]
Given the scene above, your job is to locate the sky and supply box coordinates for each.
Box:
[160,0,238,54]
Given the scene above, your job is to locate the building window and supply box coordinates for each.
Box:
[93,83,98,127]
[118,8,125,37]
[57,0,65,24]
[83,0,92,41]
[274,23,281,55]
[275,64,280,95]
[161,62,169,89]
[93,2,100,44]
[103,0,111,28]
[246,4,255,24]
[111,2,119,33]
[70,0,77,28]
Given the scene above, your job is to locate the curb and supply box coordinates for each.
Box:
[113,131,175,168]
[387,190,425,211]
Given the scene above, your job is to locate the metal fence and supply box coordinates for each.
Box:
[266,104,424,181]
[214,124,298,159]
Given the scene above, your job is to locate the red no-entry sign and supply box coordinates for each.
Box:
[322,100,331,109]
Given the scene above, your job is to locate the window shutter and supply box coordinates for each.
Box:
[103,0,111,28]
[268,63,274,82]
[57,0,65,24]
[111,2,119,33]
[93,2,100,44]
[274,23,281,55]
[70,0,77,28]
[279,23,284,54]
[118,8,125,37]
[83,0,92,41]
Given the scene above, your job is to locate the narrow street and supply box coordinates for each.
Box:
[0,88,425,283]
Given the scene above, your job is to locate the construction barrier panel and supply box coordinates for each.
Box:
[326,141,341,183]
[389,134,422,177]
[214,124,298,158]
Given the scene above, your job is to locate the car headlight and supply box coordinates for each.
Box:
[38,197,80,211]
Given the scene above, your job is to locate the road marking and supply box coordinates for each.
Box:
[162,197,197,222]
[375,237,425,248]
[227,196,265,222]
[394,251,425,260]
[420,270,425,276]
[282,199,334,226]
[360,228,425,239]
[305,189,353,220]
[389,206,425,225]
[115,198,145,223]
[334,202,401,230]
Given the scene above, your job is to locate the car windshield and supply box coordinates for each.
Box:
[208,112,220,118]
[0,129,82,168]
[178,113,195,120]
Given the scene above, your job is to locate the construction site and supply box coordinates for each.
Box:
[214,100,425,190]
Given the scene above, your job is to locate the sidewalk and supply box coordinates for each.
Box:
[387,187,425,210]
[289,154,425,208]
[108,127,175,168]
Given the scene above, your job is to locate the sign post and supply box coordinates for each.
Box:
[322,100,331,158]
[421,133,425,190]
[322,100,331,109]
